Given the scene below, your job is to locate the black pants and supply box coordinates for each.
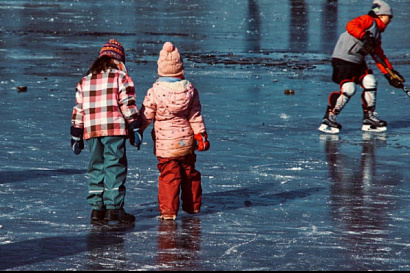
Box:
[331,58,369,84]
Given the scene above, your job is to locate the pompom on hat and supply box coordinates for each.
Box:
[157,42,184,78]
[99,39,126,63]
[371,0,393,18]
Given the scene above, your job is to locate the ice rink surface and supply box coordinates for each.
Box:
[0,0,409,270]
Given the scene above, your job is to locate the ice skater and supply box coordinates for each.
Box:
[136,42,210,220]
[70,39,142,224]
[319,0,405,134]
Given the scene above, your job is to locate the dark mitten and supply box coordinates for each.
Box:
[360,31,376,55]
[385,69,405,88]
[129,120,143,150]
[391,69,405,82]
[70,126,84,155]
[194,132,210,152]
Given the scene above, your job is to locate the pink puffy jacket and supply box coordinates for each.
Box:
[139,79,206,158]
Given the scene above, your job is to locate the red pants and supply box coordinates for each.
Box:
[157,153,202,216]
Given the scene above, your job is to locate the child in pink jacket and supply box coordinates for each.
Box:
[138,42,210,220]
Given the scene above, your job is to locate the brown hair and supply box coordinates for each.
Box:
[87,55,118,75]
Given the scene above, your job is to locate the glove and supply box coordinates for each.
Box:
[360,31,376,55]
[129,120,143,150]
[194,132,210,152]
[70,126,84,155]
[385,69,405,88]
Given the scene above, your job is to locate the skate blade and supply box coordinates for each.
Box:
[318,124,340,134]
[361,125,387,132]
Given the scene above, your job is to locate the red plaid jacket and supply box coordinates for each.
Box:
[72,69,139,140]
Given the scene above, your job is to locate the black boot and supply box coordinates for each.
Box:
[104,208,135,224]
[90,208,106,224]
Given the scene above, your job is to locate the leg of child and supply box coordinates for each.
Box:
[86,138,105,211]
[101,136,128,210]
[157,158,182,219]
[180,154,202,214]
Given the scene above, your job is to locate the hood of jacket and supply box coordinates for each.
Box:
[154,80,194,117]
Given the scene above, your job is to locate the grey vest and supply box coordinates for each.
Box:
[332,19,381,64]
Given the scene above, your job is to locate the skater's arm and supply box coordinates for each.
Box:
[346,15,375,39]
[372,45,393,74]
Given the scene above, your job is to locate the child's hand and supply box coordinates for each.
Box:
[385,69,405,88]
[360,31,376,55]
[132,128,143,150]
[70,126,84,155]
[71,137,84,155]
[129,120,143,150]
[195,132,210,151]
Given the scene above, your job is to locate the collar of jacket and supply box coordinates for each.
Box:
[367,11,387,32]
[157,77,183,83]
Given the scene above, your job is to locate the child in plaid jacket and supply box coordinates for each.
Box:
[71,39,142,225]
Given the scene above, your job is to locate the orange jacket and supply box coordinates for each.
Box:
[346,14,392,74]
[332,14,392,75]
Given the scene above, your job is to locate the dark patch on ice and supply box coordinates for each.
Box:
[185,52,324,69]
[142,31,190,37]
[202,187,324,212]
[0,29,136,38]
[272,188,321,202]
[0,169,85,184]
[0,232,126,270]
[385,119,410,130]
[126,187,324,218]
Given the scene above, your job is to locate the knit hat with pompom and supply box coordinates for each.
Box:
[99,39,126,63]
[157,42,184,78]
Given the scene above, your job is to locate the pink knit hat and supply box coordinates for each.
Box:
[157,42,184,78]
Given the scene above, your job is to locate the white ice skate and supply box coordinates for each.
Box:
[318,116,342,134]
[361,124,387,132]
[318,123,340,134]
[361,111,387,132]
[319,107,342,134]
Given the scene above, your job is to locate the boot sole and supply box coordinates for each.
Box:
[91,219,107,225]
[160,215,177,221]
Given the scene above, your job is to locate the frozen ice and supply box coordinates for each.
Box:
[0,0,410,271]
